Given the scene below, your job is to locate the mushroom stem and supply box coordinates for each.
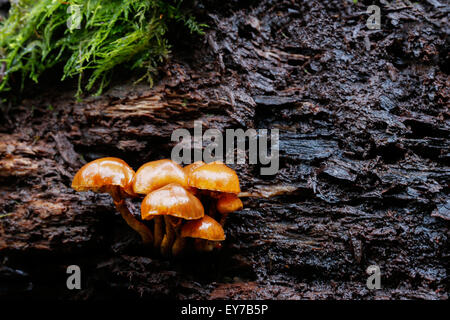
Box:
[160,216,176,257]
[208,199,218,221]
[194,239,215,252]
[110,187,153,245]
[171,219,186,257]
[153,216,164,251]
[172,236,186,257]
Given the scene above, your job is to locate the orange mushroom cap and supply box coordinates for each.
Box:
[133,159,187,195]
[183,161,206,178]
[141,183,204,220]
[183,161,206,195]
[71,157,135,196]
[188,162,241,194]
[216,193,243,214]
[181,215,225,241]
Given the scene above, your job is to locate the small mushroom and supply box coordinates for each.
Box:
[188,161,241,195]
[179,215,225,254]
[183,161,206,196]
[132,159,188,250]
[133,159,187,194]
[216,193,243,226]
[188,161,241,220]
[141,183,204,257]
[72,157,153,245]
[183,161,206,177]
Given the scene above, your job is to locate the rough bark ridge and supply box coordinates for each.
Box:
[0,0,449,299]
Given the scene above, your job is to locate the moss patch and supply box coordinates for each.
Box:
[0,0,205,97]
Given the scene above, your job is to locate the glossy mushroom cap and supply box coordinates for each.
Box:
[183,161,206,178]
[188,162,241,194]
[216,193,243,214]
[72,157,135,195]
[141,183,204,220]
[133,159,187,195]
[181,215,225,241]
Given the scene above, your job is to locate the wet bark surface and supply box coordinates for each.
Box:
[0,0,449,299]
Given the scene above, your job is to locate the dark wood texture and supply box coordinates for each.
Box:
[0,0,448,299]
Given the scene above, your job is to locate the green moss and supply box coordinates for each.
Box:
[0,0,206,97]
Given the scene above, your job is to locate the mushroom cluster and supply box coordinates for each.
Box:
[71,158,243,258]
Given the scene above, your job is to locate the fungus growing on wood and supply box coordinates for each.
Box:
[133,159,187,194]
[216,193,243,225]
[141,183,204,257]
[183,161,206,196]
[133,159,188,250]
[183,161,206,177]
[188,162,241,195]
[72,158,243,257]
[179,215,225,253]
[188,162,241,220]
[72,157,153,245]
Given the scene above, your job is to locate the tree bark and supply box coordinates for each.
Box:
[0,0,448,299]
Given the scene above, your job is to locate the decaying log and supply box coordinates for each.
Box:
[0,0,448,299]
